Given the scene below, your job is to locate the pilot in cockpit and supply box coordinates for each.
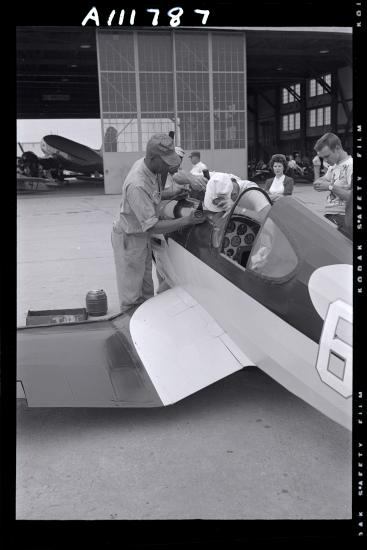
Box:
[203,173,256,212]
[203,172,271,225]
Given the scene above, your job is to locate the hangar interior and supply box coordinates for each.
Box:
[17,26,352,194]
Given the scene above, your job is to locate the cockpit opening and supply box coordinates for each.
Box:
[219,187,272,269]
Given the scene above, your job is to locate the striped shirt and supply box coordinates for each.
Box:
[119,158,162,233]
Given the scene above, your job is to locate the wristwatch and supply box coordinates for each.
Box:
[328,184,334,191]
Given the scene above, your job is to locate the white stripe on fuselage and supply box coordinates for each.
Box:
[158,238,352,430]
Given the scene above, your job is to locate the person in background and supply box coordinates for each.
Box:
[287,154,303,177]
[189,151,208,176]
[312,153,329,181]
[264,154,294,202]
[111,134,205,313]
[256,158,267,171]
[313,132,353,229]
[294,152,303,168]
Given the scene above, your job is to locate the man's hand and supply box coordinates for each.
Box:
[216,197,234,211]
[185,210,206,225]
[162,188,189,201]
[173,188,190,200]
[313,180,330,191]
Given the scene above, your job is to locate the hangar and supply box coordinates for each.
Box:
[16,26,352,193]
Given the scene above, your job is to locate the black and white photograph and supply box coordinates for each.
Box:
[11,0,363,543]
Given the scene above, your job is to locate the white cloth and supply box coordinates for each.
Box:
[203,172,257,212]
[269,175,285,194]
[190,161,208,176]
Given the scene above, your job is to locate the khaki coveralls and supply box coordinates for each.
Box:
[111,158,162,312]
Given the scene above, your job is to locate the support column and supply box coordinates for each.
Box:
[208,32,215,153]
[254,93,259,161]
[275,86,281,151]
[133,31,142,153]
[300,80,307,155]
[331,70,338,133]
[243,32,248,178]
[172,32,179,144]
[95,29,107,193]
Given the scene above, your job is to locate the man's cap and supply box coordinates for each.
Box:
[146,134,181,167]
[175,146,185,158]
[189,151,201,158]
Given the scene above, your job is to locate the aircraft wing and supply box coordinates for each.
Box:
[130,286,254,405]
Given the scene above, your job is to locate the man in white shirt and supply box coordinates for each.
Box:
[313,132,353,229]
[189,151,208,176]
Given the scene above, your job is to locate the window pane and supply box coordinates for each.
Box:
[324,106,331,125]
[101,72,137,114]
[98,32,135,72]
[317,107,324,126]
[310,79,316,97]
[102,116,139,152]
[141,114,175,151]
[248,218,298,278]
[178,112,210,150]
[214,111,245,149]
[213,72,245,111]
[140,72,174,112]
[138,32,172,71]
[325,73,332,87]
[309,109,316,127]
[317,81,324,95]
[295,83,301,97]
[295,112,300,130]
[282,115,288,132]
[212,33,244,72]
[289,113,294,131]
[282,88,288,104]
[176,72,210,112]
[175,33,209,71]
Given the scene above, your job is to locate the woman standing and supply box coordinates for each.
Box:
[264,154,294,202]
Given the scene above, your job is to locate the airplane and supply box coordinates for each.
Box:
[18,134,103,182]
[16,186,352,430]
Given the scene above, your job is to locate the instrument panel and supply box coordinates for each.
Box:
[221,217,260,266]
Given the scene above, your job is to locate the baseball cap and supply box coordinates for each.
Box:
[146,134,181,167]
[189,151,201,158]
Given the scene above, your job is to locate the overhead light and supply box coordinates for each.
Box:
[80,44,91,49]
[61,77,69,82]
[70,64,78,68]
[276,67,283,71]
[319,49,329,54]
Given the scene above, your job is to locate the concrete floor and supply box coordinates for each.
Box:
[16,182,351,519]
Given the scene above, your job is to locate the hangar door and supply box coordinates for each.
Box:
[96,30,248,194]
